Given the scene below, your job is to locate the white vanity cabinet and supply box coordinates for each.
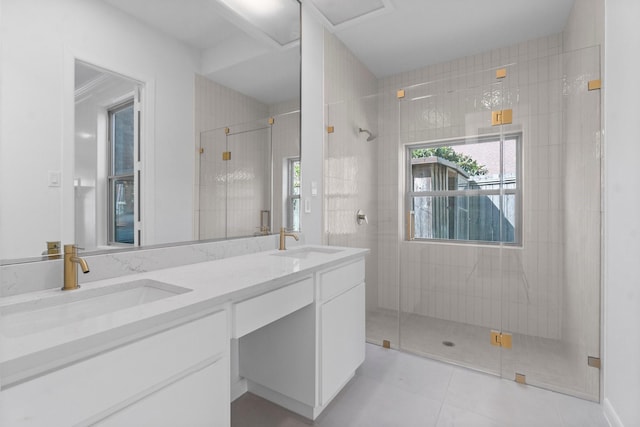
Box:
[0,309,229,427]
[318,259,366,405]
[238,257,365,420]
[0,246,368,426]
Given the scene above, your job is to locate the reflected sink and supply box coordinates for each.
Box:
[272,247,344,259]
[0,279,190,337]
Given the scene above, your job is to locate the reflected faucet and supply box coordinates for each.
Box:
[279,227,299,251]
[63,244,90,291]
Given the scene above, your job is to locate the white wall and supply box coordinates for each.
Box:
[0,0,199,259]
[300,2,325,245]
[603,1,640,425]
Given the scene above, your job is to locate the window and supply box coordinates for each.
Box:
[406,134,521,245]
[108,100,135,245]
[287,158,300,231]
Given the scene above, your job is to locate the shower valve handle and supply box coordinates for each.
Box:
[356,209,368,225]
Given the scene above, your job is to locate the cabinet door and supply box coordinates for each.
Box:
[320,282,365,405]
[95,358,229,427]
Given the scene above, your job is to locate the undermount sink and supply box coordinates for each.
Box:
[0,279,191,337]
[272,247,344,259]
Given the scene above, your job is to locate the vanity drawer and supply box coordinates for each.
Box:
[319,259,365,302]
[0,309,228,427]
[233,276,313,338]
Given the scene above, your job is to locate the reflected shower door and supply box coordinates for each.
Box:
[199,127,228,240]
[199,121,272,239]
[226,126,272,238]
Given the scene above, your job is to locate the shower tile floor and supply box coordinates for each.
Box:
[232,343,608,427]
[366,308,596,401]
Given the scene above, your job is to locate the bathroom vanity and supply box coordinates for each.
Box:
[0,245,367,426]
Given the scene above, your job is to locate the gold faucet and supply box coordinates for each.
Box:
[279,227,299,250]
[63,244,90,290]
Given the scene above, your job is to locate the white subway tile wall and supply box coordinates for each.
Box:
[324,32,380,312]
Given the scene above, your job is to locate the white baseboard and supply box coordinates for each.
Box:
[603,398,624,427]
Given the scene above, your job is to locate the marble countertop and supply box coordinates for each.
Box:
[0,245,368,388]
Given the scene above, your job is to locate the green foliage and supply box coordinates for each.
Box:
[411,147,488,176]
[292,160,301,191]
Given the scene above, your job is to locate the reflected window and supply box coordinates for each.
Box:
[406,135,521,245]
[287,158,300,231]
[108,100,135,245]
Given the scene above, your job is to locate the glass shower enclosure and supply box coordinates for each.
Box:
[325,46,602,401]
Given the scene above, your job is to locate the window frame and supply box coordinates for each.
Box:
[286,157,300,232]
[107,98,136,246]
[405,133,522,246]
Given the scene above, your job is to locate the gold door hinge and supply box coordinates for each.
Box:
[397,89,405,99]
[588,79,601,91]
[199,147,204,154]
[491,109,513,126]
[588,356,601,369]
[496,68,507,79]
[515,373,526,384]
[327,126,335,134]
[490,330,512,349]
[222,151,231,161]
[268,117,275,125]
[224,127,230,134]
[382,340,391,349]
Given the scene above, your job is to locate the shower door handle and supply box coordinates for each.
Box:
[407,211,415,241]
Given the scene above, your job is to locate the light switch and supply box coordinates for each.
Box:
[48,171,61,187]
[304,198,311,213]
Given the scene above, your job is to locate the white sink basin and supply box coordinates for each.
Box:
[272,247,344,259]
[0,279,190,337]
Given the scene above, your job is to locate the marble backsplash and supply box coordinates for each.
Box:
[0,234,304,297]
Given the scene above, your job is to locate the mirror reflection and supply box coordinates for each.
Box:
[0,0,301,262]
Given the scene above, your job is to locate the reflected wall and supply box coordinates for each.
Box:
[0,0,199,259]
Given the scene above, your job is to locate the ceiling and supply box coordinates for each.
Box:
[101,0,576,104]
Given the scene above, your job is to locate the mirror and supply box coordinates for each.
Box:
[0,0,300,262]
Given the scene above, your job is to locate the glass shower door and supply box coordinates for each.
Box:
[397,70,509,375]
[499,47,602,401]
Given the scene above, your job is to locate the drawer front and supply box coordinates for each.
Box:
[94,358,229,427]
[0,310,228,427]
[319,258,365,302]
[233,276,314,338]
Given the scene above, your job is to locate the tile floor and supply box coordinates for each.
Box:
[231,344,609,427]
[367,309,598,401]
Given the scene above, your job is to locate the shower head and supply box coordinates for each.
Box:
[358,127,376,142]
